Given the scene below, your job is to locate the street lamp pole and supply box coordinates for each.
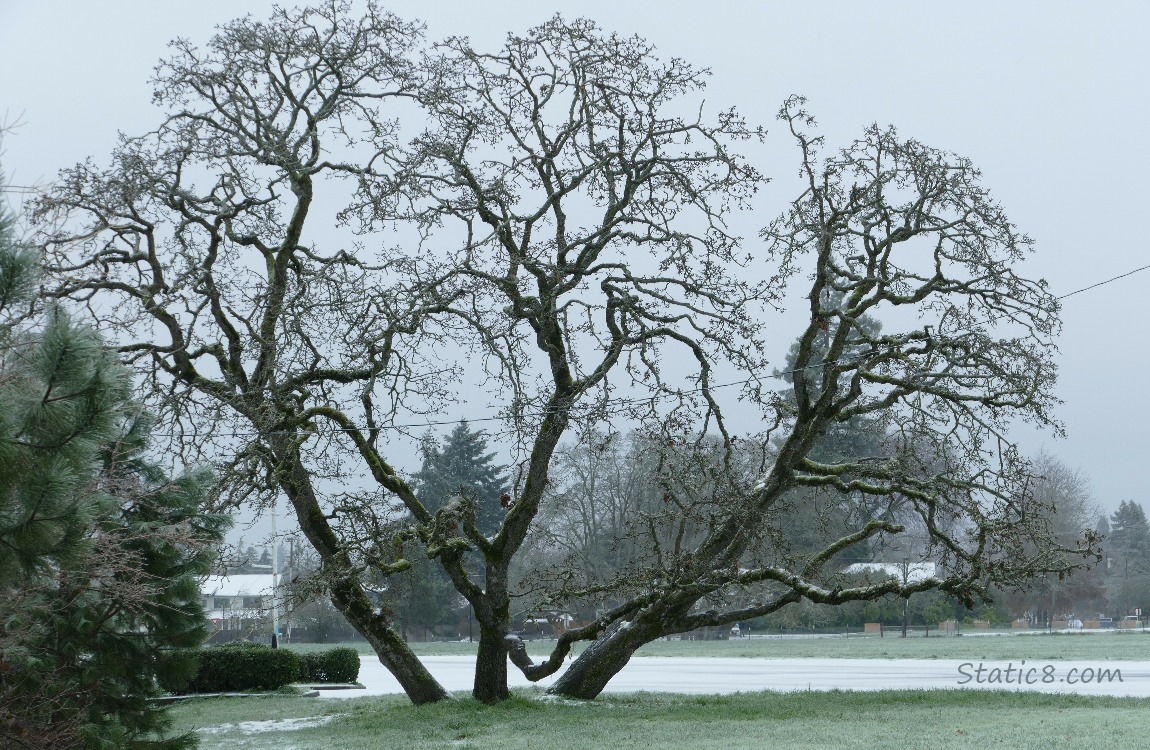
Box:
[902,558,910,638]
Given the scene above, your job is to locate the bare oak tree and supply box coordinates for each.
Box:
[528,98,1100,698]
[35,6,768,704]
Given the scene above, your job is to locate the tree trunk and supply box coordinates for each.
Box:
[547,620,658,700]
[275,439,450,704]
[360,620,450,705]
[329,582,450,705]
[473,625,509,703]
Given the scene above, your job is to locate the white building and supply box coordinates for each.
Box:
[843,562,937,584]
[200,574,278,636]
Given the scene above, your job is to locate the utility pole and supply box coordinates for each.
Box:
[271,501,279,648]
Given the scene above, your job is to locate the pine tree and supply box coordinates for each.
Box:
[0,168,227,749]
[0,195,114,583]
[412,421,509,537]
[775,313,892,564]
[1106,500,1150,618]
[1109,500,1150,560]
[381,423,508,639]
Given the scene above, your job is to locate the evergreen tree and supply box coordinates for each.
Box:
[775,311,893,564]
[1108,500,1150,560]
[1106,500,1150,617]
[778,300,888,464]
[0,195,111,583]
[412,421,509,537]
[378,550,464,641]
[0,168,227,749]
[381,423,508,639]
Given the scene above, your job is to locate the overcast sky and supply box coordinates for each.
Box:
[2,0,1147,527]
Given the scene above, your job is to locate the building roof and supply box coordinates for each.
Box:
[199,574,276,597]
[843,562,937,584]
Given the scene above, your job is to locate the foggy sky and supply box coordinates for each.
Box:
[2,0,1146,529]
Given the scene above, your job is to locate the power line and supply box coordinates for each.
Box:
[1056,264,1150,300]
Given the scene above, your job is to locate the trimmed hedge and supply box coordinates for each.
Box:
[155,647,202,694]
[298,647,360,683]
[160,643,360,694]
[181,642,300,693]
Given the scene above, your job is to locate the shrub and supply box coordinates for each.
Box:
[298,647,361,683]
[182,642,299,693]
[155,647,202,694]
[298,652,321,682]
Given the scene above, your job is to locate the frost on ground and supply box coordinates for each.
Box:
[534,693,619,707]
[198,715,338,734]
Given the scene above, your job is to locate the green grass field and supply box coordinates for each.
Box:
[287,630,1150,662]
[167,689,1150,750]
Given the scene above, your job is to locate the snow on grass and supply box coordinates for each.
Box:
[171,690,1150,750]
[197,715,338,734]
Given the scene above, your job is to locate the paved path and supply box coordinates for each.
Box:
[320,655,1150,699]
